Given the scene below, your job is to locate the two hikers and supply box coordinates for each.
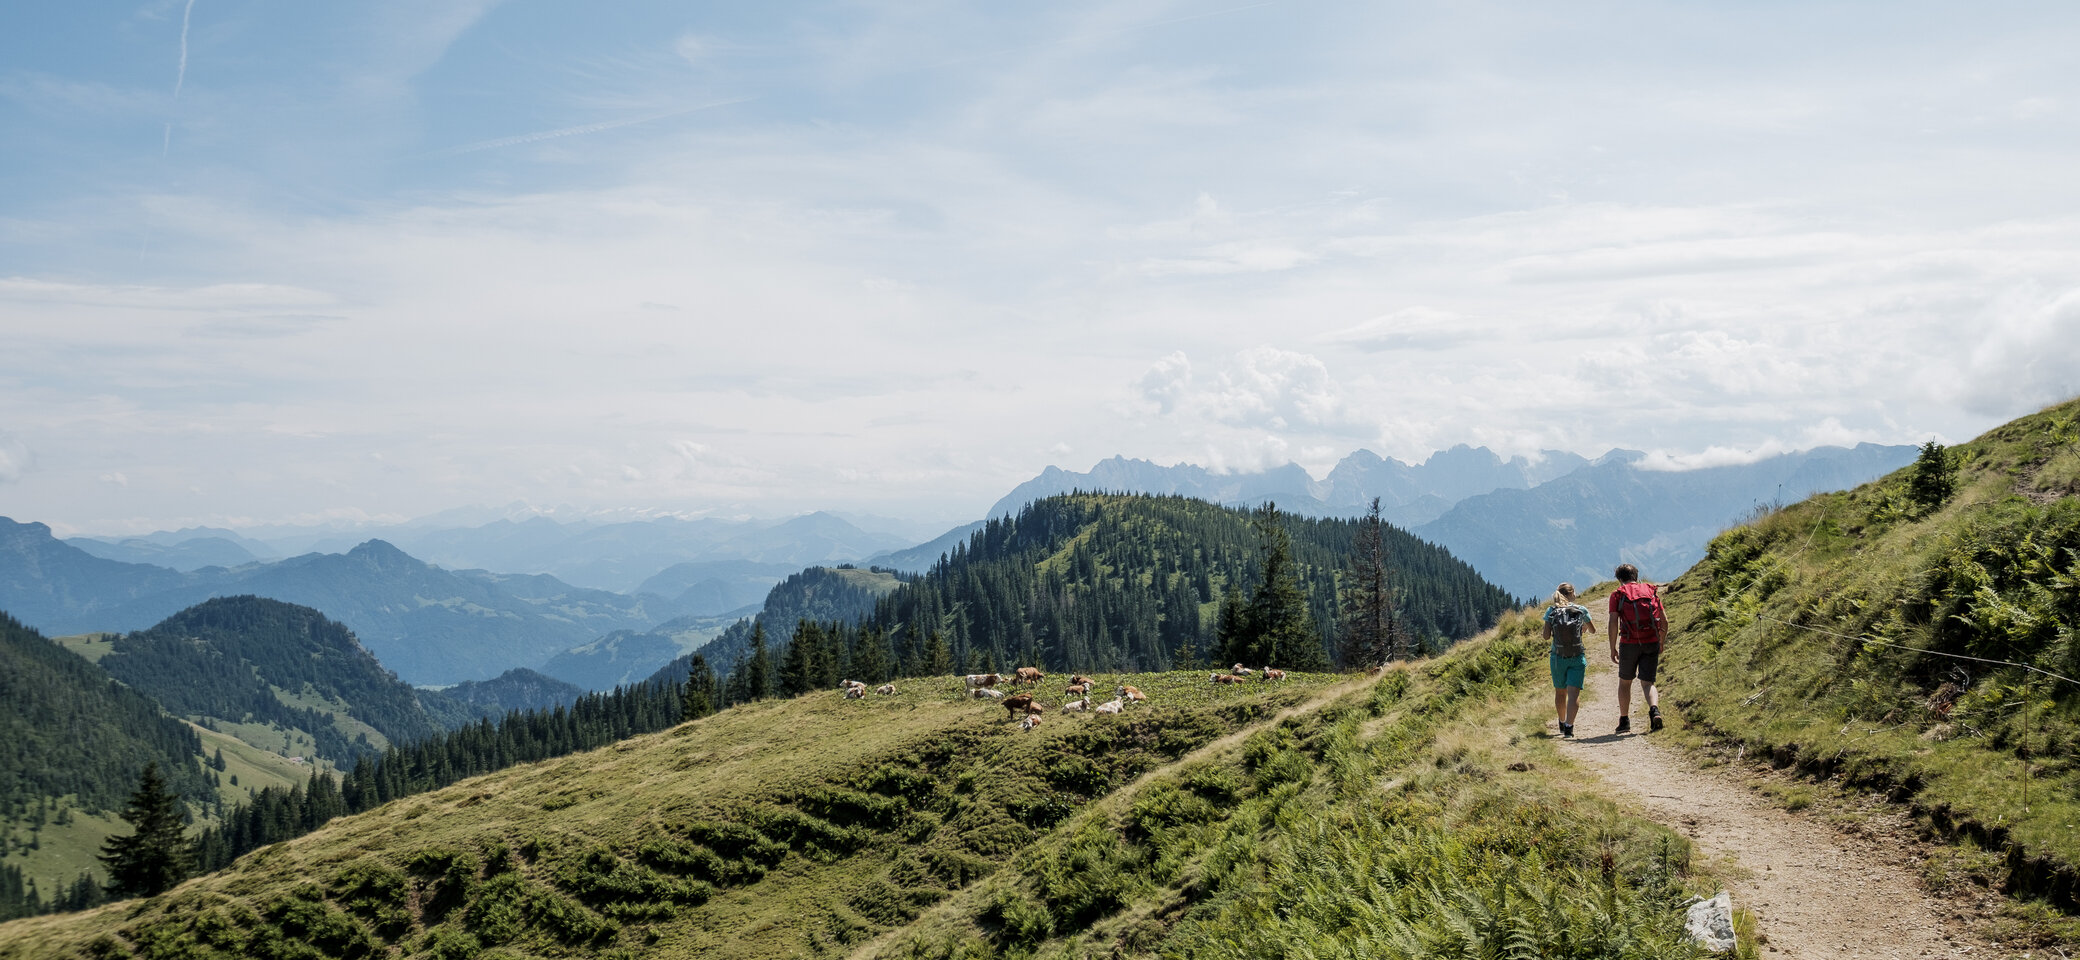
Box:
[1544,564,1669,737]
[1542,583,1591,737]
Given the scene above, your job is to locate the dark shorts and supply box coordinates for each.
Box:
[1618,643,1661,684]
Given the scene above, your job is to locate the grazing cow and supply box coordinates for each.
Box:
[964,673,1003,690]
[1064,682,1090,697]
[1071,674,1096,687]
[1261,668,1287,682]
[1117,685,1146,702]
[1062,697,1091,712]
[1015,666,1045,685]
[1231,663,1255,676]
[876,683,897,695]
[1094,698,1125,714]
[971,687,1006,699]
[1002,693,1035,718]
[1210,673,1243,685]
[1019,714,1042,732]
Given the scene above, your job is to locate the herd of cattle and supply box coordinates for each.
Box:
[835,664,1288,733]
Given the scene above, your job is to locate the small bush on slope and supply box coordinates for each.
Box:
[1667,397,2080,929]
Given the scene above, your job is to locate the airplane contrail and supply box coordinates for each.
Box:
[424,97,756,159]
[174,0,196,100]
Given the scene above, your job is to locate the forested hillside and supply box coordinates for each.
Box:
[650,565,909,690]
[863,494,1510,674]
[1663,398,2080,915]
[0,613,214,819]
[0,618,1721,960]
[96,597,440,764]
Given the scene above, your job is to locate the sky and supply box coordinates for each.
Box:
[4,1,2079,537]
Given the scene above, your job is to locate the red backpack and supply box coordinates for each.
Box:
[1612,582,1666,643]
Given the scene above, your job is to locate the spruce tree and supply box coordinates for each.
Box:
[1239,506,1331,671]
[744,621,774,701]
[1338,497,1407,667]
[1908,440,1956,512]
[681,655,716,720]
[99,762,190,899]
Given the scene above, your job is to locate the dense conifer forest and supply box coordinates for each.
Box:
[0,612,213,819]
[95,596,441,764]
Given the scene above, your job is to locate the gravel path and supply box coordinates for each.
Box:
[1563,661,2008,959]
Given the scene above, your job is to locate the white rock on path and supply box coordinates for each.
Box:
[1685,891,1738,954]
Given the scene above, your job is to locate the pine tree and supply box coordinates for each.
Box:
[1908,440,1956,511]
[99,763,191,899]
[1235,506,1331,671]
[681,655,716,720]
[1338,497,1408,667]
[744,621,774,701]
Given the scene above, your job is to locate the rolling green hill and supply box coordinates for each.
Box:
[1661,397,2080,915]
[0,611,1723,960]
[96,596,443,764]
[862,493,1513,673]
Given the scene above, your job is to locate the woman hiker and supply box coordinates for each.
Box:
[1543,582,1593,738]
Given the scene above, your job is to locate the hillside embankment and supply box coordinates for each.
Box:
[1567,656,2007,957]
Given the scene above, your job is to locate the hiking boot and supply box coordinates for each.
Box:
[1649,710,1665,732]
[1559,722,1574,739]
[1615,716,1631,734]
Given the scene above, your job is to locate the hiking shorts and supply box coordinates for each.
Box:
[1550,652,1587,690]
[1618,643,1661,684]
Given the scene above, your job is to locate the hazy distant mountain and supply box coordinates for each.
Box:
[68,534,265,571]
[303,511,918,593]
[434,668,586,719]
[865,520,988,574]
[635,560,802,615]
[0,526,688,685]
[985,447,1591,525]
[0,517,200,630]
[538,630,689,691]
[1412,443,1920,599]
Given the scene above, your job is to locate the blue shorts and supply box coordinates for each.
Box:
[1550,653,1587,690]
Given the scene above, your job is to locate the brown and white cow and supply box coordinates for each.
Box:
[876,683,897,695]
[1210,673,1243,685]
[1094,698,1125,714]
[1260,668,1287,682]
[1117,685,1146,702]
[963,673,1003,690]
[1001,693,1036,718]
[1230,663,1255,676]
[1019,714,1043,732]
[1063,682,1090,697]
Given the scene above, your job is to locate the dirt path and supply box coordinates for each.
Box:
[1561,661,2005,958]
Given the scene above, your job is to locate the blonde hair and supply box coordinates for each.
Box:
[1549,582,1577,607]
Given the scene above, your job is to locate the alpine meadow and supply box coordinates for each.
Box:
[6,3,2080,958]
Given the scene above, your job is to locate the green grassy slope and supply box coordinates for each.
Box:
[1661,397,2080,918]
[0,613,1726,960]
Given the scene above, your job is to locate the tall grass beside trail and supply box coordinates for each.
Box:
[1664,396,2080,939]
[881,611,1712,960]
[1661,398,2080,944]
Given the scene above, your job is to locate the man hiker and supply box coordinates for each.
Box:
[1543,583,1592,738]
[1607,563,1668,734]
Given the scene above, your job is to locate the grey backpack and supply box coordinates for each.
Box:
[1550,605,1589,659]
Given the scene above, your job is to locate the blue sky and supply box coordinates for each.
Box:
[4,1,2079,535]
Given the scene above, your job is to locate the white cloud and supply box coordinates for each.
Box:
[0,434,28,484]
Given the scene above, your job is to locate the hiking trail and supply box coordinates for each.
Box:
[1563,659,2007,958]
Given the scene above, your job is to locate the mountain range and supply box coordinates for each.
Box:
[985,446,1594,527]
[973,443,1918,599]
